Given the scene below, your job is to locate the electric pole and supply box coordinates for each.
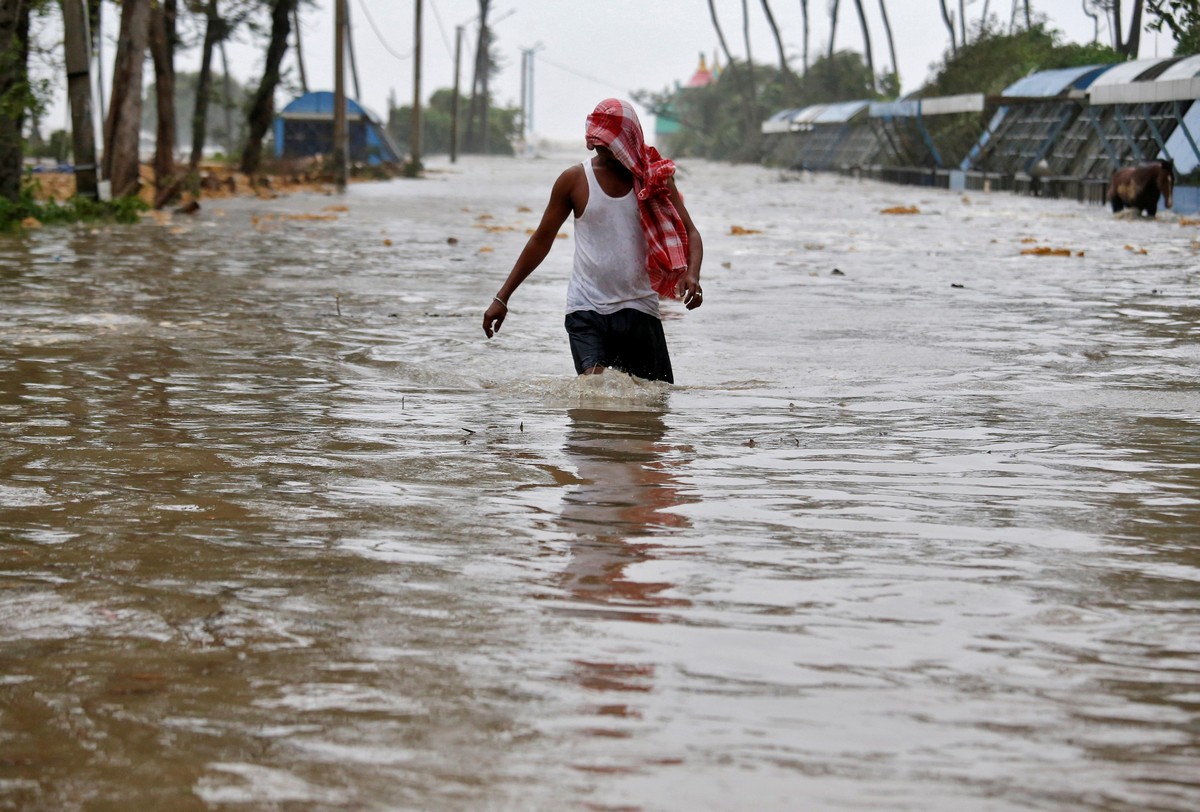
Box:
[408,0,422,176]
[450,25,462,163]
[333,0,347,191]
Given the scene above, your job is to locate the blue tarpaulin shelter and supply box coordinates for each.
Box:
[273,91,403,165]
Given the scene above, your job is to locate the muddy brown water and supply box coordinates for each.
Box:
[2,154,1199,810]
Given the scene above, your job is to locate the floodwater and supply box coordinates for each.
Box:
[2,153,1199,812]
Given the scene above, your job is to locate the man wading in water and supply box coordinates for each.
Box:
[482,98,703,383]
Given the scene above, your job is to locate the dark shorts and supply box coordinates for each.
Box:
[565,308,674,383]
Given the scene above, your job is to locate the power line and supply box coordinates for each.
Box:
[426,0,455,58]
[538,54,627,93]
[355,0,411,61]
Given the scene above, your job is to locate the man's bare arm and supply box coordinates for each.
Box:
[669,177,704,309]
[483,167,579,338]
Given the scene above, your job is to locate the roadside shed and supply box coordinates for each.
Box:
[964,64,1112,176]
[1051,56,1199,178]
[762,101,877,170]
[273,91,403,166]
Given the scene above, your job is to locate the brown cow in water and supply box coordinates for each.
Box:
[1108,159,1175,217]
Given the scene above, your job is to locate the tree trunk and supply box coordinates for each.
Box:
[741,0,756,100]
[799,0,810,72]
[708,0,736,70]
[1111,0,1124,50]
[103,0,151,199]
[0,0,32,202]
[852,0,876,89]
[758,0,793,81]
[1124,0,1144,57]
[877,0,898,86]
[149,0,179,207]
[959,0,967,45]
[939,0,957,54]
[240,0,294,175]
[828,0,840,60]
[189,0,224,173]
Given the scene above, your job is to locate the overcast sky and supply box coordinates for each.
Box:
[37,0,1178,146]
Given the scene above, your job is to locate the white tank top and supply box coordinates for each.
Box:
[565,159,658,317]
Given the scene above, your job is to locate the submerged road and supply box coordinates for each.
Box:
[2,154,1199,810]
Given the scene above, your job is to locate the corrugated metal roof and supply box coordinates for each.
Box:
[811,101,869,124]
[1157,54,1200,81]
[1002,64,1109,97]
[279,91,375,121]
[1088,57,1177,87]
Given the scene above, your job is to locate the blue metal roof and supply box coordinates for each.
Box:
[812,100,870,124]
[1002,64,1113,97]
[280,91,374,120]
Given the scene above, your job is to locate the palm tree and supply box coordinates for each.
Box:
[828,0,841,60]
[149,0,180,206]
[939,0,958,54]
[241,0,296,175]
[799,0,811,72]
[104,0,151,198]
[851,0,875,88]
[708,0,736,69]
[877,0,898,87]
[0,0,33,202]
[190,0,226,174]
[760,0,795,81]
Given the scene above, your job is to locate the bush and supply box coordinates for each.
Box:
[0,179,149,230]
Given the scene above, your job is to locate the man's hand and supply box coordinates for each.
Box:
[483,299,508,338]
[675,272,703,310]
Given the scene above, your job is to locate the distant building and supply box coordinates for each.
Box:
[273,92,403,166]
[655,53,719,154]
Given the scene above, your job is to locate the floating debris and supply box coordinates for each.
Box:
[1124,244,1148,255]
[1020,246,1074,257]
[730,225,763,235]
[831,268,845,276]
[880,205,919,215]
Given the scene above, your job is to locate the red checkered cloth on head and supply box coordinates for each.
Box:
[585,98,689,298]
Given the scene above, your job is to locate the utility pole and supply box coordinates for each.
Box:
[519,43,542,148]
[519,49,526,144]
[61,0,98,198]
[408,0,422,176]
[450,25,462,163]
[333,0,347,191]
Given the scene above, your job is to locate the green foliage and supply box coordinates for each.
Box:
[924,23,1122,97]
[0,179,149,230]
[143,71,252,154]
[636,51,892,163]
[1147,0,1200,55]
[26,129,70,162]
[388,88,519,156]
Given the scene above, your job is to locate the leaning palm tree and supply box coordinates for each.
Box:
[828,0,841,60]
[852,0,875,89]
[759,0,795,82]
[742,0,756,101]
[877,0,898,87]
[799,0,811,72]
[939,0,958,54]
